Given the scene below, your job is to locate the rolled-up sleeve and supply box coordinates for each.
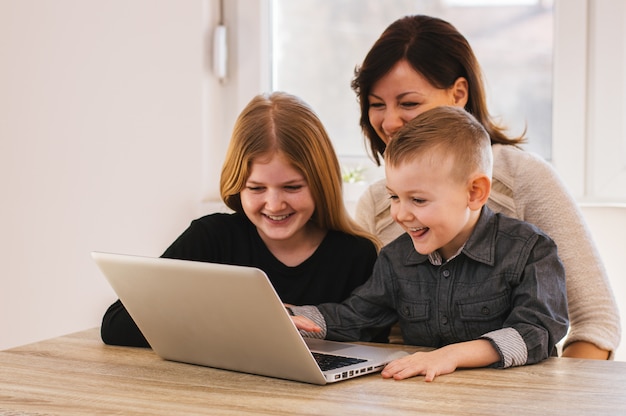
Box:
[487,232,569,367]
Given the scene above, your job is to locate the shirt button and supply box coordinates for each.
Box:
[481,307,490,315]
[442,270,450,278]
[441,315,448,325]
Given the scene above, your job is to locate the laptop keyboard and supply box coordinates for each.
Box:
[312,352,367,371]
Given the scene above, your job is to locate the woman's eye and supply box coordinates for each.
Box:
[387,194,399,201]
[369,102,384,109]
[246,186,264,192]
[401,101,419,108]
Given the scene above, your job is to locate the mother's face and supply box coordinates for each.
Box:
[367,59,468,145]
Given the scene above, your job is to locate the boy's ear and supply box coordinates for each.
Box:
[467,174,491,210]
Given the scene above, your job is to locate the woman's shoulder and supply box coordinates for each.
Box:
[356,177,390,217]
[493,144,555,174]
[492,144,561,195]
[364,177,387,197]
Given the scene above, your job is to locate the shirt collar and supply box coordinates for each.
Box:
[427,244,464,266]
[402,205,497,267]
[461,205,497,267]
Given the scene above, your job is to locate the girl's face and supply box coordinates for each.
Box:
[385,153,475,261]
[368,59,467,145]
[240,152,316,246]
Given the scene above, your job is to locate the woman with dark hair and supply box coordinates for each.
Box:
[352,15,619,360]
[101,92,383,347]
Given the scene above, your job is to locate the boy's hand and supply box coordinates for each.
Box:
[381,349,458,382]
[381,340,499,381]
[290,315,322,333]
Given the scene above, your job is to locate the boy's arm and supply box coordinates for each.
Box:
[484,232,569,367]
[289,251,399,342]
[319,260,399,342]
[289,305,326,338]
[381,339,500,382]
[291,301,397,342]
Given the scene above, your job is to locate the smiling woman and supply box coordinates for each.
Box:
[271,0,554,182]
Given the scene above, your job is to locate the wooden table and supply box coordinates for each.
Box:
[1,328,625,415]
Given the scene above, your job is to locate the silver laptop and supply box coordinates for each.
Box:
[92,251,408,385]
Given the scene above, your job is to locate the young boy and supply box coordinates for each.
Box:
[291,106,569,382]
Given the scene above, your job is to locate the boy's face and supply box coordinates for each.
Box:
[385,152,476,260]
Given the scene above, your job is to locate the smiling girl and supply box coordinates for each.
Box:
[101,92,383,347]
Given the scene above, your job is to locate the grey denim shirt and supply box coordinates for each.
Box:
[308,206,569,368]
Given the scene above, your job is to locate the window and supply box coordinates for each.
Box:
[581,0,626,202]
[221,0,626,203]
[271,0,554,185]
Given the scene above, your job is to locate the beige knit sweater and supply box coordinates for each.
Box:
[355,144,621,356]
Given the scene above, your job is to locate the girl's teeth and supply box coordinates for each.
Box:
[269,215,289,221]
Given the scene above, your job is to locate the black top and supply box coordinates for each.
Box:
[100,212,379,347]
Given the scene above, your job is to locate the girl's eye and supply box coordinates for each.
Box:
[285,185,303,191]
[387,194,399,201]
[246,186,265,192]
[412,198,426,204]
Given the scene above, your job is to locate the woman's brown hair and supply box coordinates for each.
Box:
[352,14,525,166]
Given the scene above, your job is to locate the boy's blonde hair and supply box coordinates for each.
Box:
[385,106,493,182]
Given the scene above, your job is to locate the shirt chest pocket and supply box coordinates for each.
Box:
[457,293,510,337]
[397,299,435,344]
[399,300,429,321]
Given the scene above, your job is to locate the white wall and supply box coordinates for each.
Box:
[0,0,225,349]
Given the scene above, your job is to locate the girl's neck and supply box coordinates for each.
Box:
[261,222,327,267]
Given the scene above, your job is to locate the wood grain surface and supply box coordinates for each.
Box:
[1,328,625,415]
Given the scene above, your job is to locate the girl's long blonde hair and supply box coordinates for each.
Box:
[220,92,381,250]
